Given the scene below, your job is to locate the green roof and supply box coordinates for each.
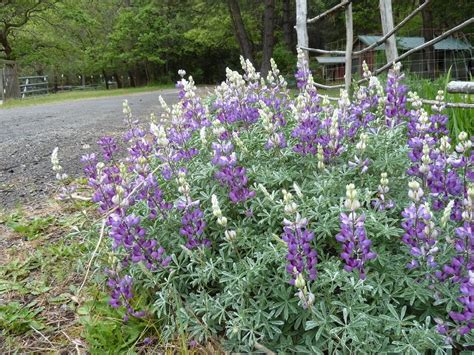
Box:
[358,35,472,51]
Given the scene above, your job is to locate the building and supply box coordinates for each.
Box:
[316,35,473,82]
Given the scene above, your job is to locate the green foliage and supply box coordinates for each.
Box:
[0,301,45,335]
[97,96,472,352]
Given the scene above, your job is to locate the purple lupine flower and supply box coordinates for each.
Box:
[97,136,119,161]
[401,181,439,269]
[108,213,171,269]
[106,271,145,321]
[180,204,210,249]
[384,62,407,128]
[282,216,318,285]
[336,184,376,279]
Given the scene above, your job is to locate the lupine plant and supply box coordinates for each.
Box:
[55,52,474,353]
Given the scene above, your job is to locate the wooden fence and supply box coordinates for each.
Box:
[295,0,474,108]
[19,75,49,98]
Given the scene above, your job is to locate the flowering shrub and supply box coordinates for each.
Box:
[67,54,473,352]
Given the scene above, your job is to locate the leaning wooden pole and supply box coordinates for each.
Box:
[379,0,398,63]
[344,3,353,92]
[296,0,309,64]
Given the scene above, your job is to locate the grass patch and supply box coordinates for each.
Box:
[0,84,175,109]
[0,200,205,353]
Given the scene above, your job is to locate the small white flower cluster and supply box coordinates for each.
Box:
[317,144,325,170]
[240,56,260,82]
[408,180,424,202]
[177,171,190,196]
[328,109,340,151]
[178,69,186,78]
[344,183,361,212]
[439,136,451,154]
[462,186,474,223]
[432,90,446,113]
[441,200,455,228]
[259,101,282,148]
[362,60,371,78]
[356,133,368,155]
[265,58,287,88]
[51,147,68,181]
[338,89,350,109]
[455,131,472,154]
[150,122,169,147]
[419,143,432,174]
[211,194,236,242]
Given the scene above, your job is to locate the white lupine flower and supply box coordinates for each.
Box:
[317,144,325,170]
[51,147,68,181]
[439,136,451,153]
[225,229,237,241]
[150,123,169,147]
[217,216,228,227]
[338,90,350,109]
[356,133,368,153]
[51,147,61,171]
[408,91,422,110]
[362,60,371,78]
[178,69,186,77]
[455,131,472,153]
[294,272,306,289]
[441,200,454,227]
[200,127,207,145]
[344,183,360,211]
[408,180,424,202]
[122,99,132,118]
[211,194,222,217]
[419,143,432,174]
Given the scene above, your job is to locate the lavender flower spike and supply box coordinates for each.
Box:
[336,184,376,279]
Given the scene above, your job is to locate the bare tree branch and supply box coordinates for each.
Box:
[307,0,353,24]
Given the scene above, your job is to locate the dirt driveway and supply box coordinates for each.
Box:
[0,89,180,209]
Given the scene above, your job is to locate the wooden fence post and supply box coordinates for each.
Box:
[344,3,353,92]
[296,0,309,64]
[379,0,398,63]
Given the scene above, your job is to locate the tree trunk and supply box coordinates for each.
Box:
[295,0,309,64]
[282,0,293,52]
[261,0,275,77]
[421,2,436,79]
[114,72,122,88]
[379,0,398,64]
[103,70,110,90]
[128,70,136,87]
[227,0,254,63]
[0,32,13,60]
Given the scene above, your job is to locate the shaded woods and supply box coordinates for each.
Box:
[1,0,471,86]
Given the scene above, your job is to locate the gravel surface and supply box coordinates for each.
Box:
[0,89,181,210]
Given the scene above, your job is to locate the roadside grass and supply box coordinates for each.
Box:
[0,199,147,353]
[0,84,175,109]
[0,198,217,353]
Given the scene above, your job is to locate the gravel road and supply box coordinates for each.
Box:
[0,89,181,210]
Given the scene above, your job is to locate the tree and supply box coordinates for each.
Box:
[0,0,55,60]
[261,0,275,76]
[227,0,254,63]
